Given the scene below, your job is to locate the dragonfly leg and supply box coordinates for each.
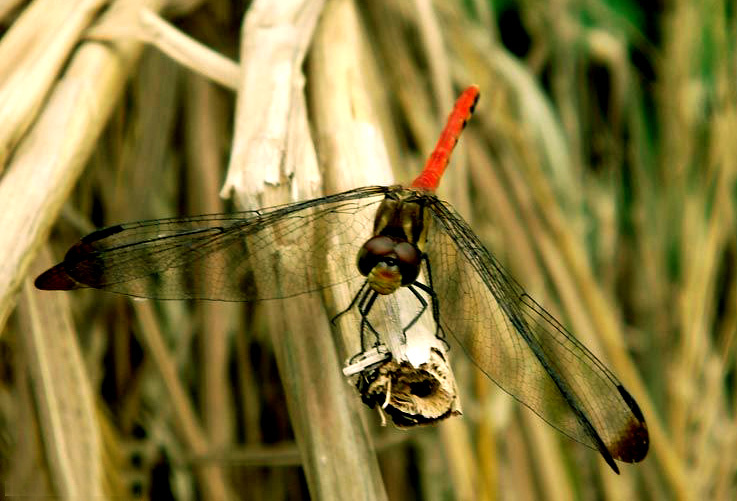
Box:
[415,256,449,350]
[357,289,382,351]
[331,280,370,325]
[404,284,429,332]
[336,281,387,362]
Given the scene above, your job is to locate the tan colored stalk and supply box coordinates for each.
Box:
[0,0,108,168]
[223,0,389,498]
[0,0,165,331]
[15,248,103,499]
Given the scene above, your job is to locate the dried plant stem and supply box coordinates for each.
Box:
[132,301,232,500]
[137,8,239,90]
[224,0,388,498]
[0,0,108,168]
[15,248,103,499]
[0,0,168,331]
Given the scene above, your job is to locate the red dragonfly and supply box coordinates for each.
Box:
[36,86,648,473]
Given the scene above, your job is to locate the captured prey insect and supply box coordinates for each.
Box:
[36,85,648,473]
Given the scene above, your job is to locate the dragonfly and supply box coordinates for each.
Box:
[36,85,648,473]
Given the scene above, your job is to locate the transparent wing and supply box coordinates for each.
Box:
[36,187,390,301]
[424,197,648,471]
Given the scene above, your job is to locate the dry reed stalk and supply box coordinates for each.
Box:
[223,0,391,498]
[0,0,24,21]
[88,42,234,497]
[437,10,577,496]
[137,8,239,90]
[437,1,693,497]
[0,0,168,330]
[437,418,478,499]
[132,300,233,499]
[222,0,323,208]
[354,8,482,495]
[470,98,578,497]
[0,0,230,498]
[0,0,108,168]
[14,247,102,499]
[360,2,436,165]
[184,71,238,463]
[653,1,737,498]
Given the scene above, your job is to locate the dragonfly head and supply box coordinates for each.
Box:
[357,236,422,295]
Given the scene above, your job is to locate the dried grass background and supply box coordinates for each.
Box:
[1,0,736,499]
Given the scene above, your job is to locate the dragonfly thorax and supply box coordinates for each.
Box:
[357,236,422,295]
[370,189,430,250]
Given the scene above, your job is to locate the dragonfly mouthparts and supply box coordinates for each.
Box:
[367,262,402,295]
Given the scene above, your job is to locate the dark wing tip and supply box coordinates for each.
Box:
[35,264,82,290]
[609,385,650,464]
[35,235,109,291]
[608,419,649,465]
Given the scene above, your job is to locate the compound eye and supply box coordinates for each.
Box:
[364,236,395,256]
[395,242,421,266]
[357,236,396,276]
[394,242,422,285]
